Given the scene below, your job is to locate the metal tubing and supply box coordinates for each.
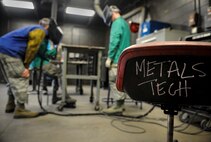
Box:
[51,0,58,21]
[167,114,174,142]
[95,50,102,109]
[61,48,67,103]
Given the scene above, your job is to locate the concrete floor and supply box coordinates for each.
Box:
[0,83,211,142]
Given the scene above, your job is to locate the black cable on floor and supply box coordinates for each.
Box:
[110,118,146,134]
[36,59,156,118]
[106,105,157,134]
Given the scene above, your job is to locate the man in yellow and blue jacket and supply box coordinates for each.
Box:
[0,18,50,118]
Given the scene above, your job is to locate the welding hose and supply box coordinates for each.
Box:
[36,58,155,117]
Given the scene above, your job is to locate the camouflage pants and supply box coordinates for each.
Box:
[42,62,62,77]
[109,65,126,101]
[0,53,29,104]
[42,62,61,91]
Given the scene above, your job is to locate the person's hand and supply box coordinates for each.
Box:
[105,58,112,68]
[21,68,30,78]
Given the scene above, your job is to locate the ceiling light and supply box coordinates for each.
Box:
[2,0,34,9]
[65,7,95,17]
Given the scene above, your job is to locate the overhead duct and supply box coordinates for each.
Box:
[94,0,104,18]
[94,0,145,20]
[40,0,52,5]
[122,6,145,20]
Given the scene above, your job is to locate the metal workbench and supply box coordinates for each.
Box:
[60,44,105,110]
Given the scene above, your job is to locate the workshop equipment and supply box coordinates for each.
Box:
[140,20,171,37]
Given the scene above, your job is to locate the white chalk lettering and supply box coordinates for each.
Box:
[146,61,156,77]
[135,58,206,98]
[192,62,206,77]
[156,81,166,96]
[138,79,191,97]
[181,63,194,79]
[154,60,171,77]
[136,59,146,77]
[137,79,157,96]
[167,61,180,77]
[150,81,155,95]
[168,80,191,97]
[137,79,157,86]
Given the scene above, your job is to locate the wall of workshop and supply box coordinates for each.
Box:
[6,18,108,47]
[62,23,107,47]
[6,18,108,57]
[0,5,8,36]
[0,5,8,83]
[7,18,38,31]
[146,0,209,31]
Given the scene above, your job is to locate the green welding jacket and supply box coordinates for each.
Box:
[108,16,131,64]
[29,39,57,69]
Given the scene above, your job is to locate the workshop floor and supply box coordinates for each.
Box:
[0,83,211,142]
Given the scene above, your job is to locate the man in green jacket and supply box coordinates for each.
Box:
[30,39,77,105]
[30,39,61,104]
[102,5,131,114]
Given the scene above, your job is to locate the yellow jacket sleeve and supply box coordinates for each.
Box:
[24,29,46,68]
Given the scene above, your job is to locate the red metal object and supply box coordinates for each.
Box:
[116,41,211,92]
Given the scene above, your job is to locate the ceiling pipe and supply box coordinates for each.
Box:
[94,0,104,18]
[51,0,58,21]
[94,0,145,20]
[40,0,58,21]
[122,6,145,20]
[41,0,52,5]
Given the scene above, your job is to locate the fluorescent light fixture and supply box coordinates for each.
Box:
[65,7,95,17]
[2,0,34,9]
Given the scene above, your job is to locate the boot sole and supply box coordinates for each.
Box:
[102,111,123,115]
[64,102,76,108]
[5,109,15,113]
[52,97,62,104]
[13,114,39,119]
[102,108,125,115]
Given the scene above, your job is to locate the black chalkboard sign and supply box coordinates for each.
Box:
[123,55,211,106]
[116,41,211,106]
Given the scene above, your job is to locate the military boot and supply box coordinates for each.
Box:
[66,95,77,103]
[13,102,39,119]
[5,94,16,113]
[42,87,48,96]
[64,95,77,108]
[102,100,125,114]
[52,90,61,104]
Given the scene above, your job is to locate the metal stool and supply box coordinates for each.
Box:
[116,41,211,142]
